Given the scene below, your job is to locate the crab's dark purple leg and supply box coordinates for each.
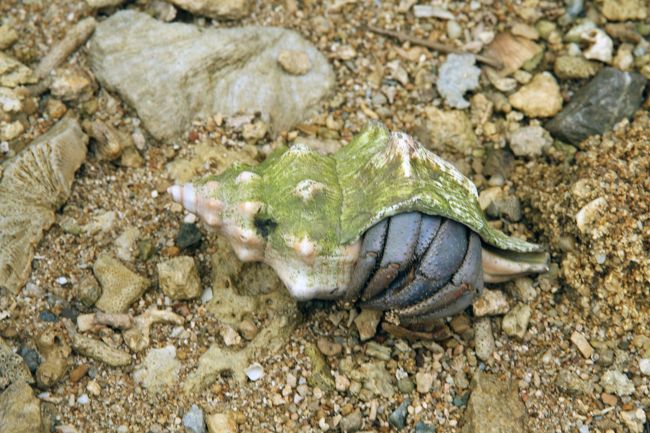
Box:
[360,212,421,301]
[397,232,483,322]
[361,218,469,310]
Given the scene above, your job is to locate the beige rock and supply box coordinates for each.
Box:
[0,87,22,112]
[502,303,531,339]
[132,345,180,391]
[207,412,238,433]
[509,72,562,118]
[157,256,202,300]
[123,308,184,352]
[87,120,132,162]
[85,0,126,8]
[35,326,71,388]
[0,381,42,433]
[354,309,382,341]
[570,331,594,359]
[508,125,553,157]
[473,317,495,362]
[77,274,102,307]
[620,408,647,433]
[50,66,95,101]
[597,0,647,21]
[472,289,509,317]
[0,121,24,141]
[553,55,600,80]
[0,53,37,88]
[482,32,543,76]
[419,107,478,155]
[168,0,253,19]
[94,253,149,313]
[66,322,131,367]
[278,50,312,75]
[0,118,88,294]
[575,197,607,235]
[462,372,527,433]
[0,25,18,50]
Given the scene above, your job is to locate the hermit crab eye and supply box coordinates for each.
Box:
[254,215,277,238]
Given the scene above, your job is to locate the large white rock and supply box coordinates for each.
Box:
[89,11,334,141]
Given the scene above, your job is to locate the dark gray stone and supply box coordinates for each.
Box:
[546,67,647,145]
[38,310,58,322]
[175,223,202,250]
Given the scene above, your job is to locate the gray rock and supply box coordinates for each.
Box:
[415,421,436,433]
[546,67,647,145]
[388,399,410,429]
[0,340,34,389]
[157,256,202,300]
[183,404,206,433]
[89,11,334,141]
[339,409,362,432]
[461,372,527,433]
[508,125,553,157]
[436,54,481,109]
[0,118,88,294]
[0,380,42,433]
[353,361,395,398]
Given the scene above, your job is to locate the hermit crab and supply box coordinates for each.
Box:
[169,123,548,323]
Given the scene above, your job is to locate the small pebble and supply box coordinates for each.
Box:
[388,399,410,429]
[183,404,206,433]
[77,394,90,405]
[38,310,58,322]
[175,223,202,249]
[415,371,433,394]
[415,421,436,433]
[639,358,650,376]
[339,409,362,432]
[245,363,264,381]
[571,331,594,359]
[18,346,41,374]
[70,364,90,383]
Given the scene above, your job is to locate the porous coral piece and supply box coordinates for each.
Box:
[123,308,184,352]
[93,253,149,313]
[64,320,131,367]
[0,118,88,294]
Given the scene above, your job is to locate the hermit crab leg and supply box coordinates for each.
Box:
[346,219,388,299]
[360,212,422,301]
[395,232,483,319]
[361,218,469,310]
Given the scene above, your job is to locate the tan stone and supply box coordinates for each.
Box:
[509,72,562,118]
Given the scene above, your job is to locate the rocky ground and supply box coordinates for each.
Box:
[0,0,649,432]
